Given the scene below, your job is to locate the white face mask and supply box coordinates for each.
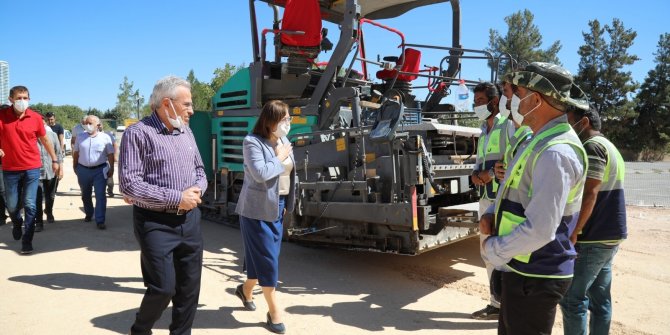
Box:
[498,95,510,118]
[473,103,492,121]
[273,121,291,138]
[13,99,29,113]
[570,118,586,138]
[510,92,541,125]
[510,95,523,125]
[167,100,184,129]
[84,124,96,134]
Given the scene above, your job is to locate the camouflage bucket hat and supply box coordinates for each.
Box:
[503,62,589,111]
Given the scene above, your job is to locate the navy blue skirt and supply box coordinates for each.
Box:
[239,196,285,287]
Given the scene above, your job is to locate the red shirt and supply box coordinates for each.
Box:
[0,106,46,171]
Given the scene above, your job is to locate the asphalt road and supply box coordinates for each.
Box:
[1,156,666,334]
[624,162,670,207]
[0,156,498,335]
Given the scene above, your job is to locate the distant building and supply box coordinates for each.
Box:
[0,61,8,105]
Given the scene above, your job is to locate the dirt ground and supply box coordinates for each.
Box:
[0,156,668,334]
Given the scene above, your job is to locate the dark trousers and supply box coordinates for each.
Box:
[0,167,6,222]
[4,168,40,244]
[35,178,58,223]
[75,164,107,224]
[499,271,572,335]
[107,175,114,195]
[131,206,203,335]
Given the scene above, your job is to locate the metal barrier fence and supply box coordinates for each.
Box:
[625,161,670,207]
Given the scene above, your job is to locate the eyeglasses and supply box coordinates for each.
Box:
[170,99,194,110]
[281,116,293,123]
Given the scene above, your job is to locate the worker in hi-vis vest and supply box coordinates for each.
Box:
[493,80,533,182]
[559,103,627,335]
[470,82,515,321]
[479,62,589,334]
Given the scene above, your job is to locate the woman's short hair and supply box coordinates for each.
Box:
[252,100,289,138]
[149,75,191,111]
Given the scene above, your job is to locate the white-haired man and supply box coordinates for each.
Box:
[73,115,114,229]
[120,75,206,335]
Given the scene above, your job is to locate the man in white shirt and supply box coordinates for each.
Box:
[73,115,114,229]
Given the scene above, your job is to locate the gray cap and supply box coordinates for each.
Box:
[504,62,589,111]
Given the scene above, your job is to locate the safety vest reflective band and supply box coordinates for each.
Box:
[503,125,532,167]
[476,115,512,199]
[577,135,627,243]
[494,122,587,278]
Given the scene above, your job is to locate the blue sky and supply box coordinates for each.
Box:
[2,0,668,110]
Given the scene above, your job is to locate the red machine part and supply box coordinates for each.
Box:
[376,48,422,82]
[280,0,322,47]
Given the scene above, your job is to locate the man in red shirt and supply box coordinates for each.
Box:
[0,86,59,254]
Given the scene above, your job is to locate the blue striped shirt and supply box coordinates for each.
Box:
[119,112,207,210]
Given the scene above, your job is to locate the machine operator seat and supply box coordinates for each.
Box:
[375,48,422,82]
[279,0,322,73]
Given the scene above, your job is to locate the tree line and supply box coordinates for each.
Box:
[486,10,669,160]
[32,64,242,133]
[32,9,669,160]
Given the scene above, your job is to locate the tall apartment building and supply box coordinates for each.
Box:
[0,61,9,105]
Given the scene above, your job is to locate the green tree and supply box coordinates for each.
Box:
[115,76,139,121]
[31,103,85,131]
[186,64,242,112]
[85,107,103,118]
[486,9,562,74]
[633,33,670,160]
[188,69,215,111]
[574,19,639,149]
[210,63,242,93]
[140,104,152,118]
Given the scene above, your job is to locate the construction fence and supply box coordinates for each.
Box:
[625,161,670,208]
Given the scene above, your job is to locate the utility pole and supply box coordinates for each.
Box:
[135,91,142,119]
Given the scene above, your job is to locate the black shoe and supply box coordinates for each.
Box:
[107,192,114,198]
[235,284,256,311]
[47,215,55,223]
[12,224,22,240]
[97,223,106,230]
[35,223,44,232]
[84,216,92,222]
[20,242,33,255]
[471,304,500,320]
[266,312,286,334]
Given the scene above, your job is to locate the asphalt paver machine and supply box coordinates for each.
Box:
[192,0,506,254]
